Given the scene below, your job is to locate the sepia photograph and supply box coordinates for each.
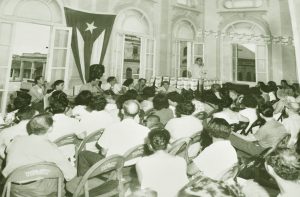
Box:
[0,0,300,196]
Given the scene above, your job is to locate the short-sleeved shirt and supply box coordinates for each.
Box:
[97,118,150,156]
[136,151,188,197]
[213,109,240,125]
[282,114,300,147]
[3,135,76,180]
[193,140,238,180]
[152,108,174,125]
[254,119,287,148]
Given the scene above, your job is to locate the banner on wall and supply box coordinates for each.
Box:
[64,7,116,83]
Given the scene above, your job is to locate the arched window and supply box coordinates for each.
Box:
[113,9,155,83]
[0,0,71,115]
[172,19,203,78]
[221,21,268,84]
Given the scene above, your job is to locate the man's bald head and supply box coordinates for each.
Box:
[122,100,140,117]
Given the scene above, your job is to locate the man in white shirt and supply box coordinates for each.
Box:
[101,76,122,95]
[213,97,239,125]
[282,99,300,147]
[190,57,206,79]
[136,128,188,197]
[77,100,150,175]
[0,106,37,158]
[188,118,238,180]
[29,76,46,103]
[2,113,76,196]
[157,81,178,94]
[165,101,203,157]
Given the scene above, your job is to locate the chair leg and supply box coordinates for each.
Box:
[58,178,62,197]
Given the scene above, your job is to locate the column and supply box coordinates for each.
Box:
[30,61,35,79]
[19,61,24,81]
[42,62,46,76]
[288,0,300,82]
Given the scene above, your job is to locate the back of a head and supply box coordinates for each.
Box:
[220,97,233,109]
[75,90,93,106]
[181,89,194,102]
[13,93,32,110]
[123,78,134,87]
[49,90,69,114]
[153,93,169,110]
[123,99,140,117]
[266,148,300,181]
[207,118,231,139]
[167,91,183,103]
[175,101,195,116]
[146,115,161,128]
[88,95,107,111]
[242,95,258,108]
[125,89,138,100]
[15,106,37,121]
[107,76,116,83]
[27,113,53,135]
[259,104,274,118]
[142,87,155,99]
[148,128,171,151]
[88,64,105,82]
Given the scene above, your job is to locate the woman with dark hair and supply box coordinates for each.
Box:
[72,90,93,121]
[152,93,174,125]
[136,128,188,197]
[47,91,85,165]
[122,78,134,93]
[44,80,65,109]
[140,87,155,113]
[188,118,238,180]
[267,81,278,102]
[238,95,258,131]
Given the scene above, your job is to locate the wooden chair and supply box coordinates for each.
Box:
[2,162,64,197]
[70,155,125,197]
[77,129,105,154]
[168,138,190,162]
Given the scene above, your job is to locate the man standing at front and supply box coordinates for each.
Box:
[190,57,206,80]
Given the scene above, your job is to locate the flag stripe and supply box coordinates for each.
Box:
[90,30,105,65]
[77,28,86,83]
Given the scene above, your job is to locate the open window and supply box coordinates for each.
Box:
[46,26,72,89]
[0,22,14,115]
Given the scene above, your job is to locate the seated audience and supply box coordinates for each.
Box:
[77,100,150,176]
[238,95,258,132]
[134,78,147,94]
[165,101,203,156]
[44,80,64,109]
[101,76,122,95]
[203,84,225,106]
[188,118,238,180]
[72,90,93,121]
[4,92,32,125]
[122,78,134,93]
[144,114,163,130]
[2,113,76,196]
[0,106,37,158]
[267,81,278,102]
[152,93,174,125]
[47,90,85,141]
[167,91,184,117]
[29,76,46,104]
[230,104,287,156]
[80,95,117,149]
[213,97,239,125]
[79,64,104,94]
[265,148,300,197]
[140,87,155,113]
[157,81,177,94]
[136,128,188,197]
[281,97,300,147]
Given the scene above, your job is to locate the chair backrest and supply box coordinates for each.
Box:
[276,134,291,149]
[77,129,105,153]
[220,164,239,181]
[168,138,190,161]
[2,162,64,197]
[123,144,145,162]
[73,155,124,197]
[54,133,81,147]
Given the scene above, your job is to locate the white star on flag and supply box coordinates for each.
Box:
[85,21,97,34]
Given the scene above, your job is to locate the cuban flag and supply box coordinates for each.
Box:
[64,7,116,83]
